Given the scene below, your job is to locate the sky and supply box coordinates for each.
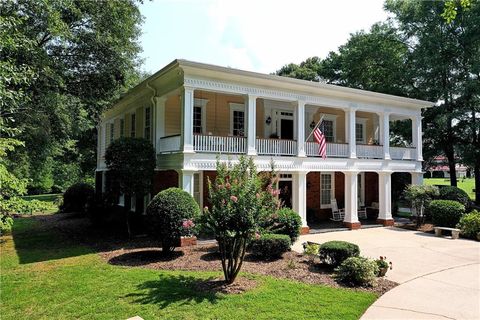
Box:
[139,0,390,74]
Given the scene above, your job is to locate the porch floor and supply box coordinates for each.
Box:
[309,220,383,234]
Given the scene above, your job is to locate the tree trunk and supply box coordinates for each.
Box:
[445,148,457,187]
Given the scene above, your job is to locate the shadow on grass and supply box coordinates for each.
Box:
[126,274,222,309]
[109,250,184,266]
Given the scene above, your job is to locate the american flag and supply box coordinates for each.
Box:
[313,127,327,159]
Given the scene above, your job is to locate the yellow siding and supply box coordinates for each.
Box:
[312,107,346,143]
[256,99,265,138]
[125,113,131,137]
[136,107,144,138]
[165,95,181,136]
[357,111,376,144]
[114,118,121,139]
[105,123,111,145]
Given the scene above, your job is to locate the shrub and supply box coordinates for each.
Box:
[261,208,302,242]
[403,184,439,227]
[457,210,480,239]
[0,213,14,235]
[303,243,320,256]
[428,200,465,227]
[249,233,291,259]
[61,183,94,213]
[50,185,63,194]
[319,241,360,267]
[146,188,200,254]
[334,256,379,287]
[438,186,470,208]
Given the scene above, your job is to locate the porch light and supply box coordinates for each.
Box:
[266,116,272,125]
[310,121,316,129]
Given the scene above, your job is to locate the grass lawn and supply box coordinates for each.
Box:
[0,217,377,320]
[21,193,62,203]
[424,178,476,201]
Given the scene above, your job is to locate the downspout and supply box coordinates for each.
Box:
[146,80,157,148]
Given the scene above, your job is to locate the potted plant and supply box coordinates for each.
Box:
[375,256,392,276]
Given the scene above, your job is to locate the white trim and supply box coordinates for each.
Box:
[118,193,125,206]
[357,172,365,206]
[130,195,136,212]
[193,98,208,135]
[193,171,203,209]
[320,172,335,209]
[229,103,246,136]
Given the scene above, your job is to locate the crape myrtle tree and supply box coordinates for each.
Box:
[202,156,279,284]
[105,137,156,237]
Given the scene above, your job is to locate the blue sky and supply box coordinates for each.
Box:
[139,0,389,74]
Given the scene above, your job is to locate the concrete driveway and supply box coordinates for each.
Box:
[293,227,480,320]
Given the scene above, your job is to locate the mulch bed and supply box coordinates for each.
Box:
[101,244,397,296]
[396,222,435,233]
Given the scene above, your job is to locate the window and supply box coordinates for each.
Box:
[193,173,202,207]
[355,118,367,144]
[230,103,245,136]
[144,107,151,140]
[118,194,125,206]
[320,173,334,208]
[321,120,334,142]
[109,123,114,143]
[193,106,203,134]
[130,114,136,137]
[130,195,136,212]
[120,118,125,137]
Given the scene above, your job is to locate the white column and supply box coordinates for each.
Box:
[378,171,393,221]
[155,96,167,151]
[344,171,359,225]
[246,94,257,155]
[179,170,195,196]
[412,115,423,161]
[411,172,423,185]
[348,109,357,158]
[382,113,390,160]
[296,100,306,157]
[293,171,308,227]
[181,87,195,153]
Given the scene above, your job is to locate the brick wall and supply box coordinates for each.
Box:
[365,172,379,206]
[153,170,179,195]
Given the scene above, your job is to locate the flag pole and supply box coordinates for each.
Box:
[305,115,325,142]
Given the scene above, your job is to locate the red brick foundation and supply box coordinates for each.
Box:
[344,222,362,230]
[300,226,310,235]
[176,236,197,247]
[376,219,395,226]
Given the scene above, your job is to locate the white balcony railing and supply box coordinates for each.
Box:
[390,147,416,160]
[194,135,246,154]
[256,138,297,156]
[158,135,181,153]
[356,144,383,159]
[305,142,348,158]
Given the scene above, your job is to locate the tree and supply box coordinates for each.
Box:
[202,157,265,284]
[275,57,323,81]
[105,137,156,236]
[403,185,439,228]
[0,0,144,191]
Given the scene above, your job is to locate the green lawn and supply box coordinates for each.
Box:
[0,217,377,320]
[424,178,476,201]
[21,193,62,203]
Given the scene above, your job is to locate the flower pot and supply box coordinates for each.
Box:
[378,267,388,277]
[176,236,197,247]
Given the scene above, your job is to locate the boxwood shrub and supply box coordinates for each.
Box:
[457,210,480,240]
[438,186,470,208]
[261,208,302,242]
[249,233,291,259]
[146,188,200,254]
[61,183,94,214]
[334,256,379,287]
[319,240,360,267]
[428,200,465,227]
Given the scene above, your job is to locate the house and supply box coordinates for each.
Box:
[425,156,468,178]
[96,59,433,233]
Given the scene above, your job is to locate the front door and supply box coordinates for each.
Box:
[280,119,294,140]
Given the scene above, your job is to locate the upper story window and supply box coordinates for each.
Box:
[356,118,367,144]
[144,106,151,140]
[193,99,208,134]
[120,118,125,137]
[130,113,136,137]
[229,103,245,136]
[322,120,334,142]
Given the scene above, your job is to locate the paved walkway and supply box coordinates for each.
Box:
[293,227,480,320]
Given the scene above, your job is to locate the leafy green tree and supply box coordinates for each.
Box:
[105,137,156,237]
[404,185,439,227]
[275,57,323,81]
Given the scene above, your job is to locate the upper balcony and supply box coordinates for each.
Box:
[154,89,420,161]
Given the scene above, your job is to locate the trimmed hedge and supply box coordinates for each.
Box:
[146,188,200,253]
[428,200,465,228]
[457,210,480,240]
[334,256,379,287]
[262,208,302,242]
[319,240,360,267]
[438,186,470,208]
[61,183,94,214]
[249,233,291,259]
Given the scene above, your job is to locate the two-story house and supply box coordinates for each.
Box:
[96,59,433,233]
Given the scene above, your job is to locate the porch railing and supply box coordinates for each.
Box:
[356,144,383,159]
[390,146,416,160]
[256,138,297,156]
[305,142,348,158]
[158,134,181,153]
[194,135,247,154]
